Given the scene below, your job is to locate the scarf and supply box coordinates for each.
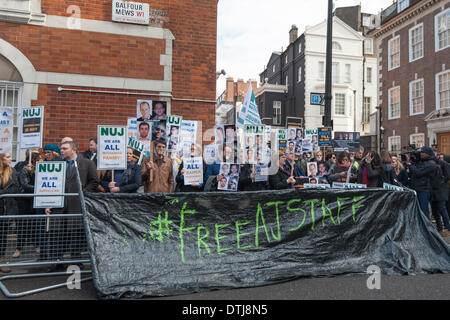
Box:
[338,162,351,169]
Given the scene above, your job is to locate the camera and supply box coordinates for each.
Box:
[400,147,421,164]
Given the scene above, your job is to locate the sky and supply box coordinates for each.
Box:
[216,0,394,97]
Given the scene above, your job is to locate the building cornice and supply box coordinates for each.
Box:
[372,0,441,38]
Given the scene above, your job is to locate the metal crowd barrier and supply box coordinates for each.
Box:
[0,165,93,298]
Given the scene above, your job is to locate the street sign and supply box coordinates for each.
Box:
[311,92,325,105]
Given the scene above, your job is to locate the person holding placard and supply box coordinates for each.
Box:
[14,152,43,259]
[238,163,268,191]
[328,151,358,184]
[0,153,20,273]
[141,140,174,193]
[44,141,98,271]
[100,147,142,193]
[175,144,204,192]
[269,153,297,190]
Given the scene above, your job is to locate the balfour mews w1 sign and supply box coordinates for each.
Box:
[112,0,150,25]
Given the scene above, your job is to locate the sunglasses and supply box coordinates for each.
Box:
[155,128,165,133]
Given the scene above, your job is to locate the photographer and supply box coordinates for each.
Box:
[430,154,450,237]
[408,146,438,220]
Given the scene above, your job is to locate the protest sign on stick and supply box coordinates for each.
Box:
[97,125,127,171]
[20,106,44,150]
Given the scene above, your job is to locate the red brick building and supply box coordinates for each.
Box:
[0,0,217,160]
[371,0,450,155]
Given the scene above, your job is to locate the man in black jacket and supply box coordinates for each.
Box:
[409,146,438,220]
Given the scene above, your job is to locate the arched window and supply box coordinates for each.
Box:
[0,55,23,162]
[332,41,342,51]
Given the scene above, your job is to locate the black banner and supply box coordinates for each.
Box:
[83,189,450,299]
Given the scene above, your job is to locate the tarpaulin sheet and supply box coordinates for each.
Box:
[82,189,450,299]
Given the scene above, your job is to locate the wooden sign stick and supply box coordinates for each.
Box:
[150,141,154,183]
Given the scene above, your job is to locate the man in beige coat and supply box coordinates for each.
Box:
[141,140,174,193]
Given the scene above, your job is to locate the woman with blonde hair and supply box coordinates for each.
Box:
[0,153,20,273]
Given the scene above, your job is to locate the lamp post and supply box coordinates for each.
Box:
[323,0,333,130]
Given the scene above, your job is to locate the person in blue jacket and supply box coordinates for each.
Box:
[100,147,142,193]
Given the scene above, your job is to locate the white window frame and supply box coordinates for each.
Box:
[318,61,325,81]
[332,62,340,84]
[272,64,276,73]
[364,39,373,54]
[409,23,424,62]
[388,136,402,153]
[435,8,449,52]
[366,67,372,84]
[298,43,302,54]
[285,55,288,64]
[388,35,400,71]
[397,0,409,13]
[297,66,302,83]
[285,75,288,86]
[0,81,23,162]
[332,41,342,51]
[409,78,424,116]
[388,86,401,120]
[363,97,371,123]
[344,64,351,83]
[409,133,425,149]
[334,93,346,116]
[273,101,281,125]
[436,69,450,110]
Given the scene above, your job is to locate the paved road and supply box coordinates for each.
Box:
[1,235,448,301]
[0,269,449,301]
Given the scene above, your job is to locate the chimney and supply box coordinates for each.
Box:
[289,25,298,44]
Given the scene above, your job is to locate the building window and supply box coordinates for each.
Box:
[297,66,302,83]
[285,75,288,86]
[388,136,402,153]
[363,97,371,123]
[410,133,425,149]
[388,86,401,119]
[0,81,22,162]
[409,23,424,62]
[332,41,342,51]
[272,64,276,73]
[345,64,351,83]
[388,36,400,70]
[409,79,424,115]
[318,61,325,81]
[397,0,409,13]
[285,55,288,64]
[298,43,302,54]
[335,93,346,115]
[273,101,281,125]
[364,39,373,54]
[435,9,449,52]
[332,62,339,83]
[366,67,372,83]
[436,70,449,109]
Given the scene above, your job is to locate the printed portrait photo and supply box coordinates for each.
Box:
[307,162,318,177]
[136,100,152,122]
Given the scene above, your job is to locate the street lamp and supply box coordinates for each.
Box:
[216,69,226,80]
[323,0,333,129]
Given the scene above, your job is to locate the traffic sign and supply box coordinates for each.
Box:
[311,92,324,105]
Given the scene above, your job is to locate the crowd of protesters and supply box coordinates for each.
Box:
[0,134,449,273]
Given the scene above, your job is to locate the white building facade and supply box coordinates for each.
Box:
[303,17,378,135]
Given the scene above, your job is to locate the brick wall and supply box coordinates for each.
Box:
[0,0,217,151]
[378,1,448,152]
